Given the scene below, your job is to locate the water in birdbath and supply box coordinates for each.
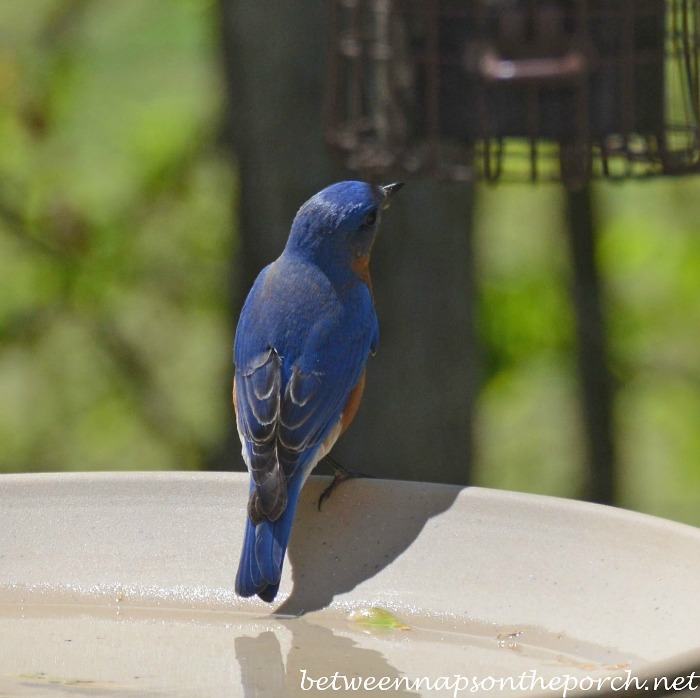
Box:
[0,592,641,698]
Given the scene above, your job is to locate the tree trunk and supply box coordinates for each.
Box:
[564,186,617,504]
[215,0,479,485]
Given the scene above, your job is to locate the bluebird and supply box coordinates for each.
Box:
[233,180,403,602]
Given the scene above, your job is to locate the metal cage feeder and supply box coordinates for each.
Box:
[324,0,700,185]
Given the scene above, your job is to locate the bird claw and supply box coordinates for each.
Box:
[317,456,374,510]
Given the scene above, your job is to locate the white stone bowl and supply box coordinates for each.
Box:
[0,472,698,697]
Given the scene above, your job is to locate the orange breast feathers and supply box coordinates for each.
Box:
[339,370,366,435]
[351,253,373,298]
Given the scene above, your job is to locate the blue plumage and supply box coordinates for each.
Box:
[233,181,402,601]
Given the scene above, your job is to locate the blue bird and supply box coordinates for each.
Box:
[233,180,403,602]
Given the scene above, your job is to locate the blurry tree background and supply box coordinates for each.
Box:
[0,0,234,474]
[1,1,699,527]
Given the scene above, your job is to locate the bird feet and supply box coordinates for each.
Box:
[317,455,375,510]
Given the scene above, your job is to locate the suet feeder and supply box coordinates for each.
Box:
[324,0,700,186]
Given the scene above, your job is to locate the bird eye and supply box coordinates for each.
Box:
[363,209,377,227]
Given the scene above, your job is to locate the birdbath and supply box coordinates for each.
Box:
[1,471,699,697]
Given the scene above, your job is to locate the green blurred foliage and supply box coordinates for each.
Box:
[474,185,584,499]
[0,0,698,529]
[0,0,234,473]
[474,180,700,526]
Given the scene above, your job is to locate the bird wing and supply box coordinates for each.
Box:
[278,312,371,453]
[234,272,377,521]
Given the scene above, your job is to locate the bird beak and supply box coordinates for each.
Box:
[380,182,405,209]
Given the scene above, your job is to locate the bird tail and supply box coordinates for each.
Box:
[235,478,302,602]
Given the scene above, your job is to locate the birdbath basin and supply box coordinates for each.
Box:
[0,471,699,697]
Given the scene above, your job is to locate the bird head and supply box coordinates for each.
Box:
[286,181,403,276]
